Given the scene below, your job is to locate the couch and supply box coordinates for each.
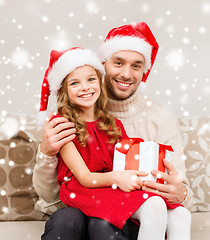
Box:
[0,113,209,240]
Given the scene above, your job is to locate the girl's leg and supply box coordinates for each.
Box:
[167,207,191,240]
[132,196,167,240]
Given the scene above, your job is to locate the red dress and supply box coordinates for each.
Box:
[55,114,182,229]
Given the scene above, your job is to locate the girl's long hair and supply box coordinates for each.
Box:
[57,68,122,147]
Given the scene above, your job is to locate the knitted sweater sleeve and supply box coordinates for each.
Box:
[32,114,62,203]
[159,116,193,209]
[32,145,60,203]
[146,106,194,210]
[121,100,194,210]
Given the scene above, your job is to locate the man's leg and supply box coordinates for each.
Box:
[41,207,89,240]
[88,217,139,240]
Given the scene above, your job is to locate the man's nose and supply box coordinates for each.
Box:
[120,65,131,79]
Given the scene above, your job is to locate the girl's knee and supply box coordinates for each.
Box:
[135,196,167,225]
[144,196,167,214]
[168,207,191,227]
[174,207,191,222]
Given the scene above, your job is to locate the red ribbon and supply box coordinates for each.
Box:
[116,138,174,183]
[157,144,174,183]
[116,138,144,170]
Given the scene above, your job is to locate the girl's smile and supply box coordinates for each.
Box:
[66,65,101,120]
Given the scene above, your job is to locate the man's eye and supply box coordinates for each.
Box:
[133,64,141,69]
[115,62,122,66]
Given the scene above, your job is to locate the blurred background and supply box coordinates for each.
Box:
[0,0,209,118]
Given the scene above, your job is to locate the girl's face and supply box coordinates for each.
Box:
[66,65,101,112]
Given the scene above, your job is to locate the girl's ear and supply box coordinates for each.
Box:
[102,61,106,66]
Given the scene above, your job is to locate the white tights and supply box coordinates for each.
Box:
[131,196,191,240]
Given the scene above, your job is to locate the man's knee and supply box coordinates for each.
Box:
[88,218,130,240]
[51,207,86,229]
[42,207,86,240]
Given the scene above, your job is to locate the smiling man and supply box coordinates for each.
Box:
[33,22,193,240]
[103,50,145,100]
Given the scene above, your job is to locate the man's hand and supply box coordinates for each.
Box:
[142,159,187,204]
[40,112,76,156]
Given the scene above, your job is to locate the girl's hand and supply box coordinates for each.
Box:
[113,170,148,192]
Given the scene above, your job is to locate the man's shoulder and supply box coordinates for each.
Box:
[147,97,176,118]
[142,97,178,127]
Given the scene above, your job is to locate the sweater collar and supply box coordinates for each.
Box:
[107,90,147,119]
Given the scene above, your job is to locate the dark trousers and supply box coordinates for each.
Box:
[41,207,139,240]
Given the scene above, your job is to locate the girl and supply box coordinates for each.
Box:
[40,47,191,240]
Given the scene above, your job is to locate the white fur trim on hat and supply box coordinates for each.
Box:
[98,36,152,73]
[48,48,105,94]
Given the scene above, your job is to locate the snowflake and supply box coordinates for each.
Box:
[201,2,210,14]
[0,159,5,165]
[41,15,49,23]
[115,143,122,148]
[156,173,162,179]
[131,175,137,181]
[92,179,97,184]
[11,48,30,68]
[199,26,206,34]
[86,1,98,14]
[70,193,76,199]
[166,50,185,69]
[25,168,32,175]
[10,142,16,148]
[124,144,129,150]
[9,161,14,167]
[2,206,8,213]
[68,12,74,18]
[0,190,6,196]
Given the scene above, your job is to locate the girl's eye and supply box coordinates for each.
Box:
[88,78,95,82]
[70,82,78,86]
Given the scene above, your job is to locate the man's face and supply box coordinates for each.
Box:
[103,50,145,100]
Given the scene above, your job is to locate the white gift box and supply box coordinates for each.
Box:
[113,138,174,183]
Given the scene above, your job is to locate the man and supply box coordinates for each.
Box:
[33,22,193,240]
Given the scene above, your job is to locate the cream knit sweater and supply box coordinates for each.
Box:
[33,90,193,209]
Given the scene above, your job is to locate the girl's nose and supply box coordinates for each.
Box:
[81,81,90,91]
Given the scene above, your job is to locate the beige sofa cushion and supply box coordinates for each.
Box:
[0,113,47,221]
[179,116,210,212]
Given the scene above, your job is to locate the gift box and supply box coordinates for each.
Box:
[113,138,174,184]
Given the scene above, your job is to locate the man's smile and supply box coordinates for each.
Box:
[115,79,133,89]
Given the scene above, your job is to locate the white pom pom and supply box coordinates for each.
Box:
[0,117,19,140]
[36,111,49,127]
[139,82,148,95]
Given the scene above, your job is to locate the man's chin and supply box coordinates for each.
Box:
[112,90,134,100]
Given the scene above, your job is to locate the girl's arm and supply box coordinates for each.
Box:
[60,141,147,192]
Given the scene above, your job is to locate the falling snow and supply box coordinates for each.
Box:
[0,0,209,119]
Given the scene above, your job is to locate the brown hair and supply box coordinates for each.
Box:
[57,67,122,147]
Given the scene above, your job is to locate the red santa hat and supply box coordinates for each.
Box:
[98,22,159,83]
[39,47,105,114]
